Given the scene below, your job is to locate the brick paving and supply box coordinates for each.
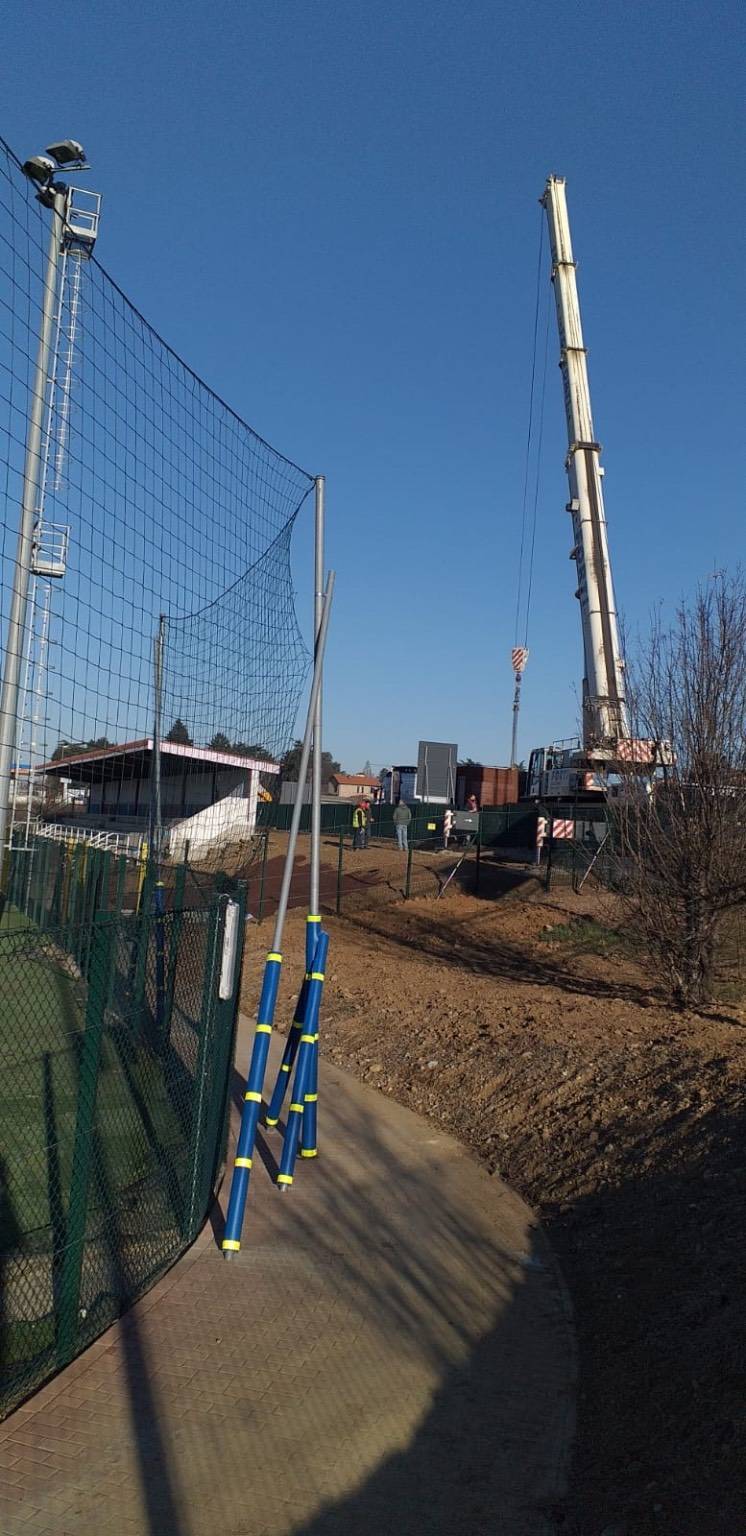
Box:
[0,1016,575,1535]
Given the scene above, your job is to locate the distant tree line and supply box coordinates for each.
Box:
[50,736,111,761]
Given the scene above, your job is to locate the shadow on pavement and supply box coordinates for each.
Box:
[287,1226,565,1536]
[195,1078,574,1535]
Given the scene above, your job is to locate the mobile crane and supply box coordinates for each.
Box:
[526,175,659,800]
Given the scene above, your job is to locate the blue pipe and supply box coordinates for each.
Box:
[277,932,328,1191]
[221,951,282,1257]
[265,914,320,1127]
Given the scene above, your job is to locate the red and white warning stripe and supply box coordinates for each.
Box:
[616,738,655,763]
[552,819,575,840]
[511,646,529,675]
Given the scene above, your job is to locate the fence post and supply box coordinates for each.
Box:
[213,886,247,1175]
[67,845,82,956]
[162,859,187,1052]
[51,842,64,926]
[131,864,154,1014]
[475,812,482,894]
[183,899,223,1239]
[336,830,344,916]
[546,816,554,892]
[405,841,413,899]
[154,880,166,1045]
[114,853,127,917]
[83,849,105,979]
[39,838,51,928]
[61,839,72,936]
[257,826,269,922]
[57,917,113,1365]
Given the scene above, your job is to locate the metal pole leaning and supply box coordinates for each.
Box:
[264,912,317,1128]
[300,912,321,1156]
[277,931,328,1190]
[221,573,335,1259]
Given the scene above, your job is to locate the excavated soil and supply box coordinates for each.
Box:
[240,873,746,1536]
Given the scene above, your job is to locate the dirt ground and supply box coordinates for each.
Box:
[240,864,746,1536]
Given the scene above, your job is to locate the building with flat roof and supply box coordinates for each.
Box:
[42,738,279,856]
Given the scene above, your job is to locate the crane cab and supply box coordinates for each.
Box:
[526,739,606,800]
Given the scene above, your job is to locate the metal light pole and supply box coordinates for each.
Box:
[309,475,325,919]
[0,187,66,864]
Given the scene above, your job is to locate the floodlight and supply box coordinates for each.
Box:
[46,139,87,167]
[22,155,56,185]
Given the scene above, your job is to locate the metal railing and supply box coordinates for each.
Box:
[23,820,145,856]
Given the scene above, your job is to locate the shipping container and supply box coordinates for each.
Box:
[456,764,518,808]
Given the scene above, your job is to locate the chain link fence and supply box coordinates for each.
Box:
[540,805,620,895]
[247,811,543,923]
[0,863,244,1419]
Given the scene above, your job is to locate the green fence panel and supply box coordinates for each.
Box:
[0,882,247,1420]
[479,805,538,849]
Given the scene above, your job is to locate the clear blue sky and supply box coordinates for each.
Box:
[5,0,745,771]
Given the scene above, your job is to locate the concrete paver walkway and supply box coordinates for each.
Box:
[0,1016,575,1536]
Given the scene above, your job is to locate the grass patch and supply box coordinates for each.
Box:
[537,916,630,956]
[0,915,192,1395]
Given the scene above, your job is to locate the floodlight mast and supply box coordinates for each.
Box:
[0,141,99,872]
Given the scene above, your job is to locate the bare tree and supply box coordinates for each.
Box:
[614,575,746,1008]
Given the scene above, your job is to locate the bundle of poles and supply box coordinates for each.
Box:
[222,477,334,1258]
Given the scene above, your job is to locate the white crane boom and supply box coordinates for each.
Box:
[541,175,628,751]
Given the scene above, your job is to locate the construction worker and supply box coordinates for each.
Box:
[393,797,411,852]
[361,798,372,848]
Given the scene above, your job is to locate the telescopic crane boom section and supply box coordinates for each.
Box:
[541,174,628,752]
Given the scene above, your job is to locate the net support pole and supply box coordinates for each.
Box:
[309,476,324,919]
[279,930,329,1187]
[271,571,334,951]
[0,189,65,867]
[222,572,335,1259]
[151,615,165,866]
[304,474,325,1156]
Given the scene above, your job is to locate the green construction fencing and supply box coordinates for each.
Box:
[256,799,456,838]
[0,858,245,1420]
[258,798,542,849]
[541,803,618,893]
